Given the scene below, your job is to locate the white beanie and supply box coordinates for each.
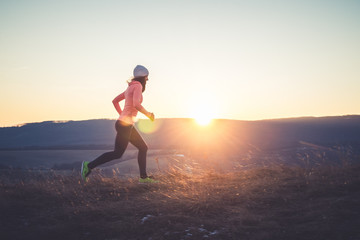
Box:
[133,65,149,78]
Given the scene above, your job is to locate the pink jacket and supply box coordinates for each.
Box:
[112,81,149,125]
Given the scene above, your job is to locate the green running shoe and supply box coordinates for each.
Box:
[139,176,159,184]
[81,161,91,181]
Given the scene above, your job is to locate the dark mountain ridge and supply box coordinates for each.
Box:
[0,116,360,153]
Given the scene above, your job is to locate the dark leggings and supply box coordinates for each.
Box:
[88,120,148,178]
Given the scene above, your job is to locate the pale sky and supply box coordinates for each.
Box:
[0,0,359,127]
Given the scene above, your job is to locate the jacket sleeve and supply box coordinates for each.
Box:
[112,91,125,115]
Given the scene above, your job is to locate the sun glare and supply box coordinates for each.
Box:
[193,107,214,126]
[189,92,217,126]
[195,115,212,126]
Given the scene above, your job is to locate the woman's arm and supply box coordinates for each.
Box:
[133,85,154,121]
[112,92,125,116]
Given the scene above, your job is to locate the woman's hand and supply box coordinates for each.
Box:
[148,112,155,121]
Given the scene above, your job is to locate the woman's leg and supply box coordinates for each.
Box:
[129,127,148,178]
[88,122,132,169]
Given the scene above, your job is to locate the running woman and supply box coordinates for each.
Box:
[81,65,157,183]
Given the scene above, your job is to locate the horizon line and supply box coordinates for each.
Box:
[2,114,360,128]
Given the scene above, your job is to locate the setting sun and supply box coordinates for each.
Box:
[192,104,214,126]
[188,92,217,126]
[195,114,213,126]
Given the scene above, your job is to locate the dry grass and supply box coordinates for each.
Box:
[0,163,359,240]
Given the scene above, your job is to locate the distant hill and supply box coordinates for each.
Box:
[0,116,360,154]
[0,119,116,150]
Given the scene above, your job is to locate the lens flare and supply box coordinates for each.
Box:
[137,119,161,134]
